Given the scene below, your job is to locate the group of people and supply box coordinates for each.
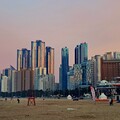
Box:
[4,96,116,106]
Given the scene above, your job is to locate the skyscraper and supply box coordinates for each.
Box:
[59,65,62,90]
[60,47,69,90]
[17,48,30,71]
[2,66,16,93]
[31,40,45,70]
[1,76,8,92]
[67,65,82,90]
[31,41,36,70]
[75,42,88,64]
[0,71,1,92]
[103,52,113,60]
[113,52,120,59]
[46,47,54,74]
[75,42,88,85]
[31,40,48,90]
[101,59,120,81]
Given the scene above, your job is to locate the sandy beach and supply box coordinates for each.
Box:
[0,98,120,120]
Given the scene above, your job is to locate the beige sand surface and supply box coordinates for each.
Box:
[0,98,120,120]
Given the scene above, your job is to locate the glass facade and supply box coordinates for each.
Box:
[31,40,45,70]
[75,42,89,85]
[75,42,88,64]
[17,49,30,70]
[46,47,54,74]
[61,47,69,90]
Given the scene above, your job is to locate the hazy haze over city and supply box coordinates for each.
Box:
[0,0,120,81]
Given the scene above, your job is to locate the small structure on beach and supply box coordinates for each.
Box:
[67,95,72,100]
[99,93,107,99]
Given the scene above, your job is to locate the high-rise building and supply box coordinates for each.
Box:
[67,70,75,90]
[16,69,31,92]
[48,74,55,91]
[35,74,55,91]
[1,76,8,92]
[16,71,22,92]
[60,47,69,90]
[31,41,37,70]
[81,62,91,85]
[94,55,101,81]
[17,48,31,71]
[11,70,17,92]
[75,42,89,85]
[31,40,46,90]
[103,52,113,60]
[2,68,9,77]
[113,52,120,59]
[34,67,45,90]
[2,66,16,93]
[59,65,62,90]
[46,47,54,74]
[90,55,101,87]
[39,75,48,91]
[0,71,1,92]
[34,68,41,90]
[31,40,45,70]
[24,69,31,91]
[73,64,82,85]
[54,83,59,91]
[67,64,82,90]
[90,57,96,87]
[86,60,92,84]
[101,59,120,81]
[17,49,22,71]
[75,42,88,64]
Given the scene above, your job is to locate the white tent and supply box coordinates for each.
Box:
[67,95,72,100]
[99,93,107,99]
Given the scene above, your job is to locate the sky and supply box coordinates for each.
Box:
[0,0,120,81]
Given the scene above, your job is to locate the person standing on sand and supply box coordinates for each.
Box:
[109,97,113,106]
[17,98,20,103]
[5,98,7,101]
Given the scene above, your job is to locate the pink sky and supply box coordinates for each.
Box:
[0,0,120,81]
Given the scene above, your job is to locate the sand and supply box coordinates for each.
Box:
[0,98,120,120]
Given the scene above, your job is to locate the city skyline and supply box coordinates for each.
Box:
[0,0,120,81]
